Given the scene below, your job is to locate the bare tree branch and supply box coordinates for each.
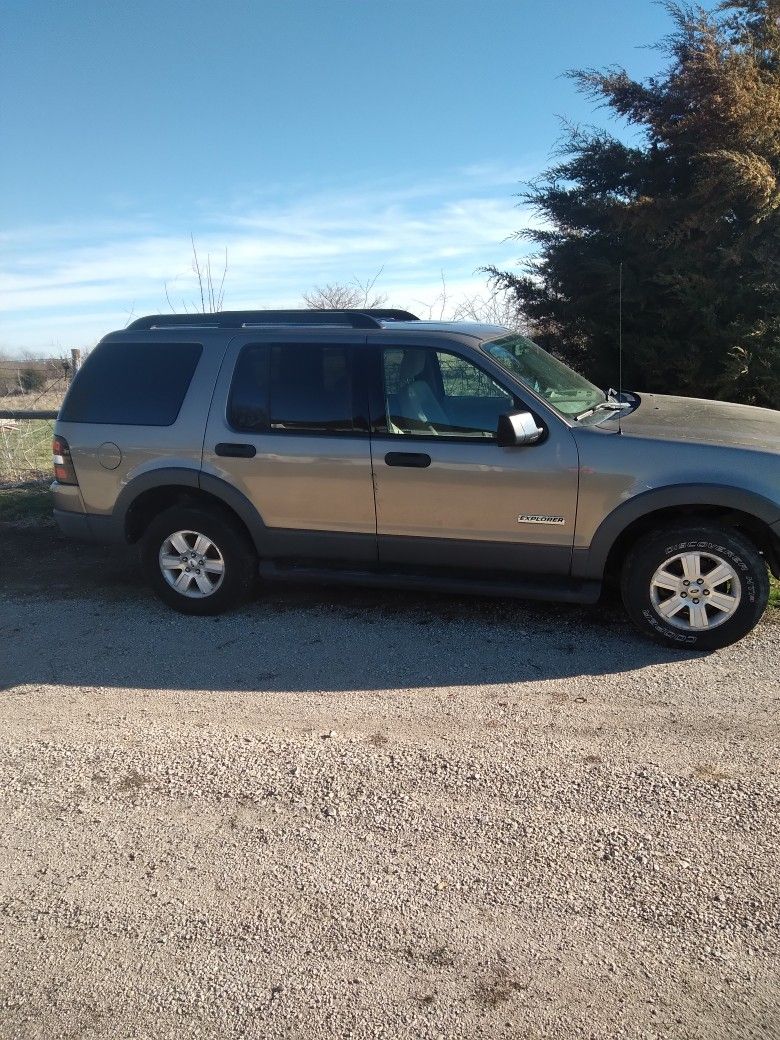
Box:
[123,301,137,328]
[191,234,206,314]
[217,248,228,311]
[452,286,529,333]
[166,237,229,314]
[302,268,388,310]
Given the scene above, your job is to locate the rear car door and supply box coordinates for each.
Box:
[367,340,580,575]
[202,330,377,562]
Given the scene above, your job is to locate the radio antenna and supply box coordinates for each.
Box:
[618,261,624,434]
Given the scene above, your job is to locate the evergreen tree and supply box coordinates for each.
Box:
[490,1,780,408]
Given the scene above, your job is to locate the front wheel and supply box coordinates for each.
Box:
[621,524,769,650]
[141,504,257,615]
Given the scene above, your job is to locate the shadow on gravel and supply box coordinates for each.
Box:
[0,525,704,692]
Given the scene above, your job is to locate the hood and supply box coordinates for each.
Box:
[616,393,780,452]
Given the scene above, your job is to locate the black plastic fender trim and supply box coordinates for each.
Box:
[574,483,780,580]
[198,471,268,553]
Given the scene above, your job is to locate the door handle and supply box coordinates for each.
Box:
[215,442,256,458]
[384,451,431,468]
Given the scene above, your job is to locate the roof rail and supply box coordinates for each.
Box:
[125,308,419,331]
[360,309,419,321]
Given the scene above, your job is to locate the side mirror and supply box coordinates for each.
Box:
[497,410,544,447]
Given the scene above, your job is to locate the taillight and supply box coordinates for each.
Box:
[52,436,78,485]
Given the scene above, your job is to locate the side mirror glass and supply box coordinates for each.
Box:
[497,410,544,447]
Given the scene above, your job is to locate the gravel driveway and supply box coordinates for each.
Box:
[0,525,778,1040]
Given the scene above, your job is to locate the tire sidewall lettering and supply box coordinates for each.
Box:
[658,540,755,606]
[624,525,769,651]
[641,607,699,644]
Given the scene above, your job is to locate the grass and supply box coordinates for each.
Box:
[771,575,780,609]
[0,484,53,524]
[0,384,63,486]
[0,417,55,485]
[0,387,65,412]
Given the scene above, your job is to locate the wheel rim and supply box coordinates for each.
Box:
[159,529,225,599]
[649,550,741,632]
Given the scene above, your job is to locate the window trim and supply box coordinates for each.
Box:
[372,345,524,444]
[226,341,369,438]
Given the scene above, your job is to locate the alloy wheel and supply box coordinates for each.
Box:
[649,550,741,631]
[158,530,225,598]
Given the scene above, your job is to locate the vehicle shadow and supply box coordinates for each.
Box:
[0,526,703,693]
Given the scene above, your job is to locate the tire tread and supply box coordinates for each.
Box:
[621,523,769,650]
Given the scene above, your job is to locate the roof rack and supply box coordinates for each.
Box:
[358,309,419,322]
[126,308,419,331]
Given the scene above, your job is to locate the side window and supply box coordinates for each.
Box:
[59,341,202,426]
[229,343,354,434]
[228,344,269,432]
[382,348,513,439]
[439,353,512,401]
[270,344,353,432]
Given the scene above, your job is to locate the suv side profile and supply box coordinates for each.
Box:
[52,309,780,650]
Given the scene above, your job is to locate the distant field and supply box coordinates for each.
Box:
[0,387,65,413]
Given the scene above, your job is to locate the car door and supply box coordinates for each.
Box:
[202,329,377,562]
[368,341,580,575]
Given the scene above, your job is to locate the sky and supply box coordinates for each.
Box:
[0,0,715,353]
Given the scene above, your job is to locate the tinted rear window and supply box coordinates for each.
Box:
[60,341,202,425]
[228,343,354,434]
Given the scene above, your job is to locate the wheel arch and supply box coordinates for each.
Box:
[574,485,780,583]
[116,468,266,554]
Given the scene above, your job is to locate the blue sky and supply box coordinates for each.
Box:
[1,0,713,352]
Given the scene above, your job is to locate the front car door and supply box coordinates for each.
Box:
[202,329,377,562]
[366,337,580,575]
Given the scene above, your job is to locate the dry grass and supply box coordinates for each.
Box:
[0,419,56,487]
[0,387,66,413]
[0,383,65,487]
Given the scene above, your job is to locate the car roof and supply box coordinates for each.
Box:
[122,309,509,344]
[373,319,507,341]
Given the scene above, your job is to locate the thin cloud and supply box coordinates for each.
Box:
[0,168,536,350]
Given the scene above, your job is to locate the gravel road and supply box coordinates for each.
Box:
[1,525,778,1040]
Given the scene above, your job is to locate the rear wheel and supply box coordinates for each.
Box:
[621,524,769,650]
[141,504,257,615]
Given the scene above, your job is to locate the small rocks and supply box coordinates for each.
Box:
[0,572,777,1037]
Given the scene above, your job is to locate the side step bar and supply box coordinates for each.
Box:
[257,562,602,605]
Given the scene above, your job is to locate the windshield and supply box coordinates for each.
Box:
[483,334,605,418]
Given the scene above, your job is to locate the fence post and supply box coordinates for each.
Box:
[70,348,81,384]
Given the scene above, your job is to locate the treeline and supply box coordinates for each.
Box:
[304,3,778,408]
[488,0,780,409]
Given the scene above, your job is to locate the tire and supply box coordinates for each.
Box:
[140,504,257,615]
[620,523,769,651]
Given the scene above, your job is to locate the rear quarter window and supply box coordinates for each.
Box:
[59,341,202,425]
